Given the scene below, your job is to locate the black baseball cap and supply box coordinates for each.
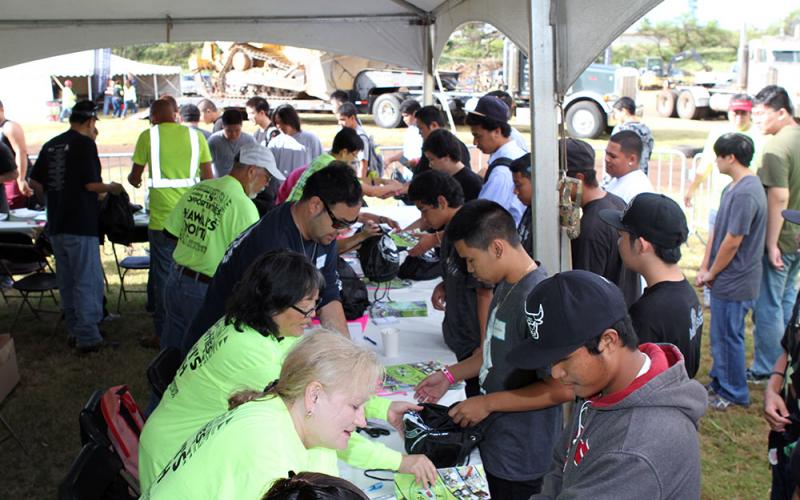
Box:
[71,100,99,121]
[783,210,800,225]
[562,138,595,172]
[468,95,510,123]
[598,193,688,249]
[508,270,629,370]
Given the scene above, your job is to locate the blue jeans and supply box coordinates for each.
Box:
[753,252,800,376]
[112,97,122,117]
[708,296,754,406]
[123,100,137,116]
[59,107,71,122]
[147,230,176,339]
[162,265,209,351]
[102,95,113,116]
[50,233,104,348]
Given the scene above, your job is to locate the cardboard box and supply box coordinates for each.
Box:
[0,334,20,404]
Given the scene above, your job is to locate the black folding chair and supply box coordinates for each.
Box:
[0,232,60,328]
[58,442,137,500]
[146,347,182,398]
[107,238,149,313]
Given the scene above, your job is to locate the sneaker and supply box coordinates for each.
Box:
[708,394,734,411]
[704,383,716,396]
[746,369,770,384]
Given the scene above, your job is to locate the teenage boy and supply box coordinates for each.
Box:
[413,105,472,176]
[384,98,423,176]
[599,193,703,378]
[563,138,641,306]
[421,128,483,201]
[611,96,654,173]
[603,130,654,204]
[696,133,766,410]
[207,109,257,177]
[466,95,526,225]
[508,270,706,499]
[752,85,800,383]
[415,200,571,499]
[408,171,492,397]
[509,154,533,258]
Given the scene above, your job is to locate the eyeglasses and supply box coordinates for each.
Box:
[321,199,358,230]
[290,298,322,318]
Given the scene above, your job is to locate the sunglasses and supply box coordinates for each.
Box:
[321,199,358,230]
[290,297,323,318]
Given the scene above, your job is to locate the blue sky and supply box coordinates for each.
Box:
[639,0,794,29]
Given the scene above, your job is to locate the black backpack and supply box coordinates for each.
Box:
[99,190,135,246]
[336,258,369,320]
[397,248,442,281]
[357,230,399,283]
[358,131,385,178]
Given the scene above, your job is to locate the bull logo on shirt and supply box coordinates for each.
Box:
[525,303,544,340]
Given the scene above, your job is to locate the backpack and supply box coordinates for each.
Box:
[337,257,370,320]
[100,385,145,482]
[99,190,135,246]
[359,131,385,178]
[397,248,442,281]
[357,230,399,283]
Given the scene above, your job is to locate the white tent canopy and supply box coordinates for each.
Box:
[0,0,663,271]
[0,51,181,122]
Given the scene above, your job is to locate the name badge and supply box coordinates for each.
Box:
[316,255,327,269]
[492,319,506,341]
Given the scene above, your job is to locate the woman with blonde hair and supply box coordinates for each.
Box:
[143,331,412,499]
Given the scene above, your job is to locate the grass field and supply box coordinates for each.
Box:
[0,97,775,499]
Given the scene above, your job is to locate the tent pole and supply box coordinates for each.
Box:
[528,0,560,274]
[87,76,92,100]
[153,74,159,99]
[422,23,434,105]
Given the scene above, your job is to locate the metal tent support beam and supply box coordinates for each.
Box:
[153,74,159,99]
[528,0,560,273]
[422,23,435,105]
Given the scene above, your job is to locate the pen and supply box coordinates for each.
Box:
[366,482,383,492]
[364,336,378,346]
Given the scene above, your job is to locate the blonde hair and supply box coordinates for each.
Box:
[228,328,383,409]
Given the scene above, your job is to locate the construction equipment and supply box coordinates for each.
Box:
[638,50,712,90]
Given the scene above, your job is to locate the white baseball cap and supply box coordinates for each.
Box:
[238,144,285,181]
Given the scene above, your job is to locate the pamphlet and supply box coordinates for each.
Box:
[394,464,490,499]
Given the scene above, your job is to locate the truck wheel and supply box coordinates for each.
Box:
[656,90,678,117]
[372,93,403,128]
[677,91,708,120]
[565,101,605,139]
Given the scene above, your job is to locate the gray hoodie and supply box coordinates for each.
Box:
[533,343,707,500]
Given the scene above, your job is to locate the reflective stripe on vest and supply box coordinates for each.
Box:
[147,125,200,189]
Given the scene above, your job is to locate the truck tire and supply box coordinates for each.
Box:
[372,93,403,129]
[657,89,678,118]
[565,101,605,139]
[677,91,708,120]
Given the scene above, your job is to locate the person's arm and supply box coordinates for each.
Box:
[336,220,381,254]
[696,224,715,287]
[764,351,791,432]
[765,186,789,269]
[85,181,123,194]
[199,162,213,180]
[128,163,145,188]
[414,349,483,403]
[3,122,31,196]
[318,300,348,337]
[358,212,401,231]
[697,233,744,287]
[476,287,493,345]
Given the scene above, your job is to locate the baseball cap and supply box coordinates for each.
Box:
[71,100,99,121]
[783,209,800,225]
[598,193,688,249]
[562,138,595,172]
[237,144,285,181]
[179,104,201,122]
[468,95,509,123]
[507,270,629,370]
[729,96,753,112]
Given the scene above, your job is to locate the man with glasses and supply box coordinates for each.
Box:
[181,163,362,355]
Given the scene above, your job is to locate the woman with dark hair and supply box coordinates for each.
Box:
[263,472,369,500]
[273,104,324,163]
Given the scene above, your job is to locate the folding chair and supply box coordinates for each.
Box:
[146,347,182,398]
[58,442,138,500]
[107,238,149,313]
[0,232,60,328]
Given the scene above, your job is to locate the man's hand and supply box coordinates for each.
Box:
[17,178,32,197]
[360,220,382,238]
[408,232,438,257]
[399,454,437,488]
[695,270,714,288]
[431,282,446,311]
[414,371,450,404]
[380,217,401,231]
[128,171,142,188]
[683,192,693,208]
[448,396,491,427]
[768,245,785,271]
[764,388,792,432]
[386,401,423,434]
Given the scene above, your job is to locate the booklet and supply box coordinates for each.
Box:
[371,300,428,318]
[380,361,463,395]
[394,464,490,499]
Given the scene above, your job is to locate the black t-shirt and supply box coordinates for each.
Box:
[413,136,472,176]
[572,193,641,306]
[780,297,800,423]
[518,205,533,258]
[29,130,102,236]
[212,117,224,134]
[452,167,483,202]
[629,279,703,378]
[182,202,340,354]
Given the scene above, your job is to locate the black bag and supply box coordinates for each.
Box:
[403,403,496,468]
[337,258,369,320]
[397,249,442,281]
[99,190,135,246]
[357,230,399,283]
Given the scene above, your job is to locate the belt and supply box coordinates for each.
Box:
[178,266,212,284]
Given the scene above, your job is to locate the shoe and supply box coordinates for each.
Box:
[746,369,770,384]
[704,383,716,396]
[139,335,161,349]
[102,313,121,323]
[73,341,105,356]
[708,394,733,411]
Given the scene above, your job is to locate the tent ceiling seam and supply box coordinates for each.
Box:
[0,14,420,27]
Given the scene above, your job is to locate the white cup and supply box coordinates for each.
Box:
[381,328,400,358]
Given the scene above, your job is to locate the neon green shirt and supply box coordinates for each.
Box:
[758,125,800,254]
[697,122,764,208]
[62,87,76,108]
[287,152,335,202]
[132,123,212,230]
[165,176,258,277]
[142,396,339,500]
[138,320,399,491]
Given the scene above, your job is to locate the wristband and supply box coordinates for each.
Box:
[771,371,786,378]
[441,366,455,385]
